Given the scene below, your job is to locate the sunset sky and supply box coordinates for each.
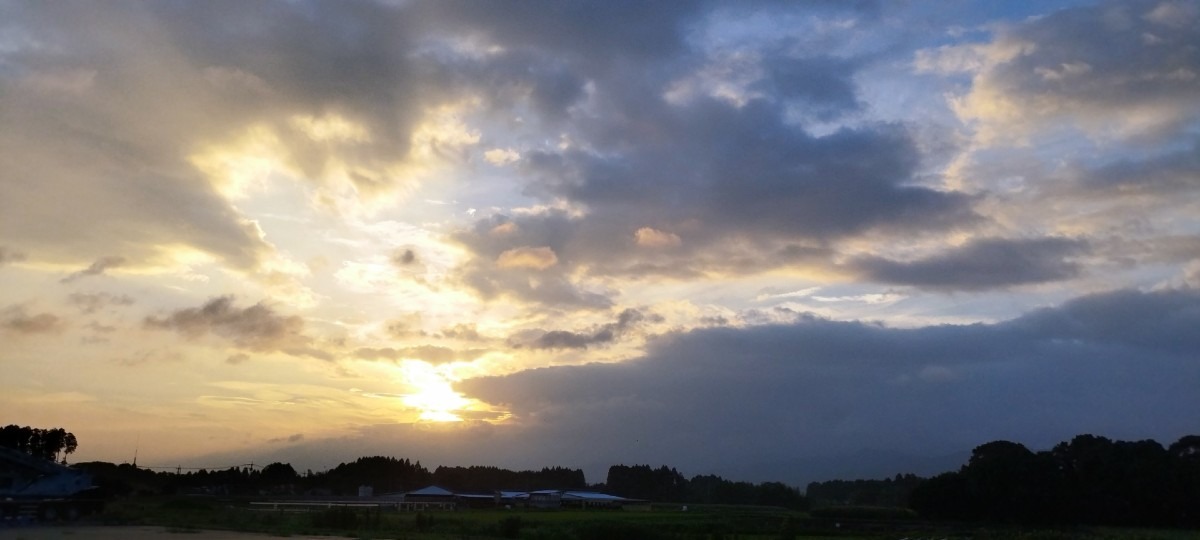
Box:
[2,0,1199,485]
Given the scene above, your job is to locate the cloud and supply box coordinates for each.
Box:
[144,296,319,356]
[0,1,438,270]
[424,1,972,306]
[385,314,426,338]
[355,345,486,364]
[438,323,484,342]
[412,1,705,72]
[484,148,520,166]
[635,227,682,248]
[267,433,305,444]
[452,88,976,302]
[519,308,661,350]
[1075,138,1200,196]
[453,214,613,309]
[67,292,136,314]
[452,288,1200,484]
[496,246,559,270]
[1,306,63,335]
[392,249,419,266]
[852,237,1089,290]
[0,247,27,267]
[60,256,126,283]
[944,0,1200,141]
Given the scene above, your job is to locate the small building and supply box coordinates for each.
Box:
[455,492,496,509]
[398,485,457,511]
[495,490,526,508]
[526,489,563,509]
[562,491,647,510]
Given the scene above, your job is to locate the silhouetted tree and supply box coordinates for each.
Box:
[606,464,687,501]
[0,424,78,462]
[807,474,923,507]
[321,456,431,495]
[1169,435,1200,525]
[910,471,971,520]
[911,433,1200,527]
[260,462,299,491]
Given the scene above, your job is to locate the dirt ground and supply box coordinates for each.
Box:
[0,525,350,539]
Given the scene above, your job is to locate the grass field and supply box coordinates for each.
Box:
[86,497,1198,540]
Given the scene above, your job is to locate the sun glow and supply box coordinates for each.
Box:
[400,361,471,422]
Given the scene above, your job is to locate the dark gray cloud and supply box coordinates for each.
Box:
[452,100,978,301]
[144,296,322,357]
[446,12,978,303]
[752,53,865,121]
[449,287,1199,484]
[852,237,1089,290]
[528,102,975,241]
[60,256,127,284]
[1076,137,1200,196]
[413,1,705,70]
[520,308,661,350]
[0,306,63,335]
[392,249,418,266]
[141,0,426,193]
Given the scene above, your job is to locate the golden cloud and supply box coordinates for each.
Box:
[496,246,558,270]
[634,227,682,248]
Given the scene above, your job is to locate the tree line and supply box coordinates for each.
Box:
[69,457,591,498]
[605,465,808,509]
[9,423,1198,524]
[806,473,924,508]
[910,434,1200,527]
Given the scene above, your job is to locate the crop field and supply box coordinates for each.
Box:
[11,497,1193,540]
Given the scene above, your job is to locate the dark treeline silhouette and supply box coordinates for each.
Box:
[71,458,806,508]
[433,465,587,492]
[0,424,78,462]
[320,456,430,494]
[604,465,808,509]
[73,458,590,498]
[910,434,1200,527]
[806,473,924,508]
[35,422,1200,523]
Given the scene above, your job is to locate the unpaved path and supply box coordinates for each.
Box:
[0,525,351,539]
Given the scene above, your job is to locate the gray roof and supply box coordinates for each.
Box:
[406,485,454,496]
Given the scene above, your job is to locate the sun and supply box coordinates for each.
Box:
[399,361,471,422]
[403,382,470,422]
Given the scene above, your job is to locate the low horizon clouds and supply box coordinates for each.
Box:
[203,287,1200,485]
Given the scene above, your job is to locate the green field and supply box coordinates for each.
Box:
[92,497,1198,540]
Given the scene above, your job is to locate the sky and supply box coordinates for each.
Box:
[2,0,1199,486]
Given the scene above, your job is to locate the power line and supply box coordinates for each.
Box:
[137,463,257,472]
